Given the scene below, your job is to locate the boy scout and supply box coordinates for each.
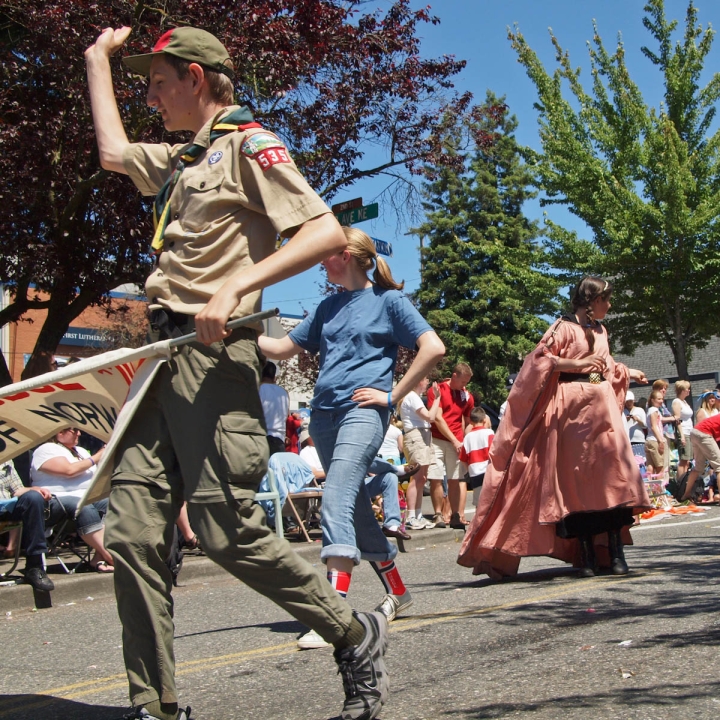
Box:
[85,26,389,720]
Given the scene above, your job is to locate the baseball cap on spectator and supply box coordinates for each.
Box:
[299,428,311,446]
[625,390,635,402]
[123,27,234,78]
[506,373,518,390]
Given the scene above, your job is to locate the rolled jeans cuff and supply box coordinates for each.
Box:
[319,542,398,565]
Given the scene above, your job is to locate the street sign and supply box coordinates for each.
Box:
[371,238,393,257]
[331,197,363,214]
[334,202,379,226]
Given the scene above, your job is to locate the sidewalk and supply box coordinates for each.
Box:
[1,499,471,615]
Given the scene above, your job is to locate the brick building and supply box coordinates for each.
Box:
[1,285,148,384]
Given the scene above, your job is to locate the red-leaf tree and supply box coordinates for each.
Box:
[0,0,471,383]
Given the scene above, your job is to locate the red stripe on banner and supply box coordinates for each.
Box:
[0,381,87,404]
[116,363,133,385]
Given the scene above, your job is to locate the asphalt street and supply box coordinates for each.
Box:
[2,506,720,720]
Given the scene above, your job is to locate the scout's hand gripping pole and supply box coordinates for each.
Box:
[166,308,280,349]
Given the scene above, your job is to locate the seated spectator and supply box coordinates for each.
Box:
[257,451,318,531]
[297,431,413,540]
[31,428,114,573]
[299,429,325,482]
[0,460,55,591]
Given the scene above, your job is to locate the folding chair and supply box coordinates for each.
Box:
[0,520,23,581]
[46,517,92,574]
[255,466,284,540]
[284,479,323,544]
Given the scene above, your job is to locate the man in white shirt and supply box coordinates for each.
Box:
[299,429,325,481]
[259,361,290,455]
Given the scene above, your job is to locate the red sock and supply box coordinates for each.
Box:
[327,570,352,598]
[371,560,406,595]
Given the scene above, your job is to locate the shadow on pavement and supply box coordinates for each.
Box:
[175,618,305,639]
[0,694,126,720]
[441,680,720,718]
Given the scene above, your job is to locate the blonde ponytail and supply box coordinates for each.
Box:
[342,226,404,291]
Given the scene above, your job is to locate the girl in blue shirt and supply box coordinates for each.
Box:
[259,227,444,634]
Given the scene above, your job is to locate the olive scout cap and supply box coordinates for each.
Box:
[123,27,234,78]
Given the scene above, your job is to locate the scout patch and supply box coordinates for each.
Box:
[241,132,284,155]
[241,132,292,171]
[208,151,223,165]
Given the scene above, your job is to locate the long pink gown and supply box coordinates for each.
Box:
[458,317,652,578]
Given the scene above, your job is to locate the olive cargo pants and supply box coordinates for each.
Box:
[105,329,353,707]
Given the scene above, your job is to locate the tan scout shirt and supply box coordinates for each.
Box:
[122,106,331,320]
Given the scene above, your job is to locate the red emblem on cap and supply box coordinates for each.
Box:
[152,29,175,53]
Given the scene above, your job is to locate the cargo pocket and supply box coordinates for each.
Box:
[217,412,269,491]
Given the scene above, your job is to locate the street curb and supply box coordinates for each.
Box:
[1,527,466,616]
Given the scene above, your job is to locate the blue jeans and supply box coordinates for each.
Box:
[47,495,108,536]
[1,490,48,557]
[310,406,397,564]
[365,467,401,528]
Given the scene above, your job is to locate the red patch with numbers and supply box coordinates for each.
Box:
[254,147,291,171]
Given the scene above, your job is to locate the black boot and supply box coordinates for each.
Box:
[608,529,629,575]
[578,536,596,577]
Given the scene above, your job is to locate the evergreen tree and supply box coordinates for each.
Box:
[414,93,560,407]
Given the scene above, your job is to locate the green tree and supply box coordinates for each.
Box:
[414,93,560,407]
[509,0,720,379]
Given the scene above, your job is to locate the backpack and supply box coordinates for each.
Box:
[667,470,702,503]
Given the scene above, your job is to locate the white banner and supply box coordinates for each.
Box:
[0,341,173,505]
[1,309,278,508]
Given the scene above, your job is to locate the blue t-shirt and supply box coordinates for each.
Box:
[289,286,432,411]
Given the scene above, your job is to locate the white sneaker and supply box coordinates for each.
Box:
[417,516,436,529]
[297,628,331,650]
[406,517,427,530]
[374,590,414,622]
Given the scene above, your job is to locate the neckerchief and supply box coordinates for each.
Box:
[151,106,258,255]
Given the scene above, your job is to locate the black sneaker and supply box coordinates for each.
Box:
[24,567,54,592]
[334,611,389,720]
[119,707,192,720]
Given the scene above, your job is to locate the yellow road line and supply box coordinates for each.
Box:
[3,555,718,714]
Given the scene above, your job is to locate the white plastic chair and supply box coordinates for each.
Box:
[255,467,284,539]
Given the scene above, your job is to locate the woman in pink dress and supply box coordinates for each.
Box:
[458,277,652,579]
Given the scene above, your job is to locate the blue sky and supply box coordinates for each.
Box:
[262,0,720,316]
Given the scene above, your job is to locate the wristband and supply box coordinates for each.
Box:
[89,457,96,467]
[387,392,393,408]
